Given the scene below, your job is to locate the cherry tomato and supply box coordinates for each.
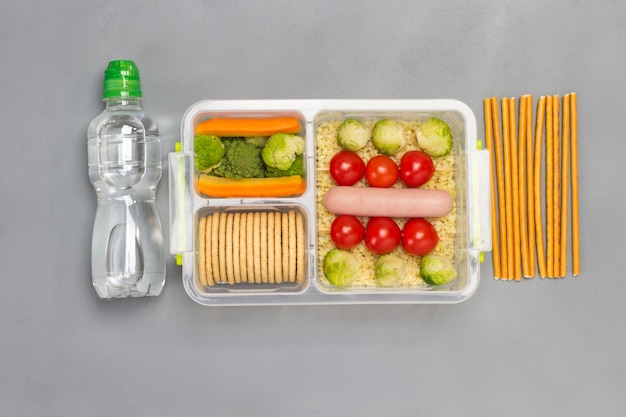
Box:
[365,217,402,254]
[330,215,365,250]
[329,151,366,186]
[402,218,439,256]
[365,155,399,188]
[399,150,435,187]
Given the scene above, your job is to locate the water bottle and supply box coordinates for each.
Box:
[87,60,166,298]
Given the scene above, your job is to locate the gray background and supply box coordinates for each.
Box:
[1,0,623,416]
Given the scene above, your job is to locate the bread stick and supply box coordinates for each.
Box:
[491,97,508,278]
[534,97,548,278]
[484,98,501,279]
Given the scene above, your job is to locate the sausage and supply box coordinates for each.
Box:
[322,186,453,218]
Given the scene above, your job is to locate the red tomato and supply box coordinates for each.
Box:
[329,151,366,186]
[330,215,365,250]
[365,217,402,254]
[399,150,435,187]
[365,155,399,188]
[402,218,439,256]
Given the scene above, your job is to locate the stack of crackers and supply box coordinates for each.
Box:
[197,210,306,286]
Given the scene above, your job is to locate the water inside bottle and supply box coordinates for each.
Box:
[88,112,165,298]
[97,115,146,189]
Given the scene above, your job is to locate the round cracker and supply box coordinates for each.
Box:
[274,212,283,284]
[288,210,297,283]
[282,212,289,281]
[211,212,220,284]
[205,214,215,286]
[218,212,227,284]
[232,212,241,283]
[253,212,262,283]
[295,212,305,284]
[267,211,275,284]
[225,212,235,285]
[240,212,249,283]
[246,212,255,283]
[260,212,268,283]
[197,216,207,287]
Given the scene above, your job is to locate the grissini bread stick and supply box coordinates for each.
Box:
[534,97,548,278]
[570,93,580,276]
[518,95,530,278]
[483,98,501,279]
[502,98,513,279]
[509,97,521,281]
[491,97,509,278]
[552,95,561,277]
[560,95,571,278]
[526,95,536,278]
[545,96,554,278]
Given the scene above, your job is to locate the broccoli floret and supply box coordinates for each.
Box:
[261,133,305,171]
[245,136,268,148]
[211,138,266,179]
[265,154,304,177]
[194,134,225,172]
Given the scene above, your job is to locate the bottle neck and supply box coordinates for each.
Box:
[104,97,142,110]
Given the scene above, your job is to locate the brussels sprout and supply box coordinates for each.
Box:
[416,118,453,157]
[261,133,305,171]
[374,253,405,287]
[323,249,359,287]
[420,254,457,286]
[337,119,369,151]
[372,119,406,155]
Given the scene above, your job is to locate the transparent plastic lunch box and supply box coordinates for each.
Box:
[169,99,492,306]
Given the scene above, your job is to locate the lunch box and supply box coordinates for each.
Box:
[169,99,492,306]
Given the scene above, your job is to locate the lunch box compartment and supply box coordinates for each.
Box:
[191,204,310,295]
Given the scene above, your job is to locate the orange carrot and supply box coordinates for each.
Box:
[195,117,301,137]
[196,174,306,198]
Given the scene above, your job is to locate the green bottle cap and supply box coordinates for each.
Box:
[103,60,142,99]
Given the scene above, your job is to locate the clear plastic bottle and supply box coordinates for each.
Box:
[87,60,166,298]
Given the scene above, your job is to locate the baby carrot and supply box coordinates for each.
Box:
[196,174,306,198]
[195,117,301,137]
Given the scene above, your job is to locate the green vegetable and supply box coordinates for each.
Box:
[416,118,453,157]
[265,154,304,178]
[371,119,406,155]
[374,253,405,287]
[420,254,457,286]
[211,138,266,179]
[261,133,305,171]
[337,119,369,151]
[194,134,225,172]
[245,136,268,148]
[323,249,359,287]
